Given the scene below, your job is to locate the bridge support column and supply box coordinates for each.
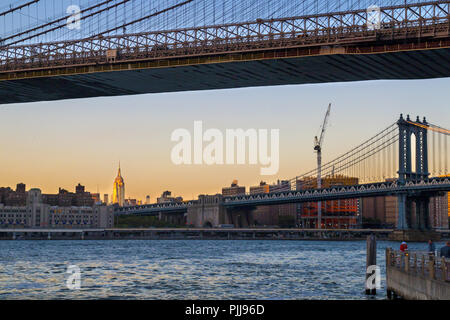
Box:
[397,194,408,230]
[397,114,430,183]
[396,114,434,232]
[225,207,255,228]
[415,198,430,231]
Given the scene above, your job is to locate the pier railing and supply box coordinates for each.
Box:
[386,248,450,282]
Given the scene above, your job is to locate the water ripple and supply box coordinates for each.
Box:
[0,240,440,300]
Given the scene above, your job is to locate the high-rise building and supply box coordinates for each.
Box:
[91,193,101,204]
[296,175,360,229]
[249,181,269,194]
[112,164,125,207]
[75,183,85,194]
[104,194,109,205]
[145,195,151,204]
[16,183,26,194]
[222,180,246,196]
[157,191,183,204]
[124,198,137,206]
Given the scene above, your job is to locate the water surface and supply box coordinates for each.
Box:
[0,240,442,300]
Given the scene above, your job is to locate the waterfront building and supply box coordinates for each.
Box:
[222,180,246,196]
[0,183,98,208]
[0,189,114,229]
[112,164,125,207]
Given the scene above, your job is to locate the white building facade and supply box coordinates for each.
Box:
[0,189,114,229]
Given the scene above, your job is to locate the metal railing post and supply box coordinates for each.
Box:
[429,255,435,280]
[405,253,410,272]
[421,254,425,276]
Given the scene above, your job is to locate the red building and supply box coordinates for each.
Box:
[296,175,360,229]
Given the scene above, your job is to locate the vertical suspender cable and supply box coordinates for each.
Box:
[445,133,448,175]
[433,130,436,176]
[439,131,442,175]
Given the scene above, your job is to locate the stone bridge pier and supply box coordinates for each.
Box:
[187,195,227,227]
[225,207,255,228]
[186,195,255,227]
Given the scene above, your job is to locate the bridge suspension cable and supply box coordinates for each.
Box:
[405,120,449,177]
[0,0,39,18]
[287,122,399,191]
[2,0,449,70]
[3,0,448,47]
[286,119,450,192]
[428,122,450,177]
[89,0,194,39]
[1,0,131,46]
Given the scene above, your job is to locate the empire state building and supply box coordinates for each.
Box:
[112,164,125,207]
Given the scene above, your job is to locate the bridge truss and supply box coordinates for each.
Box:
[1,1,450,71]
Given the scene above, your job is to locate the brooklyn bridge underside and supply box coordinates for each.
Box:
[2,44,450,105]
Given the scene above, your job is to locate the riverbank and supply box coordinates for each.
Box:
[0,228,394,241]
[2,228,449,241]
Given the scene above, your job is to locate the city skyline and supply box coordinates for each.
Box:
[0,78,449,201]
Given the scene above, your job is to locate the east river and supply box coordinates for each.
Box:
[0,240,443,300]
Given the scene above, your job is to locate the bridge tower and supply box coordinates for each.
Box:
[396,114,430,230]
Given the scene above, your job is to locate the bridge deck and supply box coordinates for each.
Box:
[1,0,450,104]
[2,41,450,104]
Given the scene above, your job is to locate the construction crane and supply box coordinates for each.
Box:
[314,103,331,229]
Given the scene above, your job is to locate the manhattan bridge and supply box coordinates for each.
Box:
[0,1,449,231]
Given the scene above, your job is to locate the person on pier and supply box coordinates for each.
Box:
[400,242,408,253]
[440,241,450,259]
[427,240,436,256]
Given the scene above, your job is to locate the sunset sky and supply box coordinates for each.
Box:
[0,78,449,202]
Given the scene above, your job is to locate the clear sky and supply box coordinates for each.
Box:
[0,78,449,201]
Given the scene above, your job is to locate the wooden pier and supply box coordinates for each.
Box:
[386,248,450,300]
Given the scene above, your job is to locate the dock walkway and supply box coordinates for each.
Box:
[386,248,450,300]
